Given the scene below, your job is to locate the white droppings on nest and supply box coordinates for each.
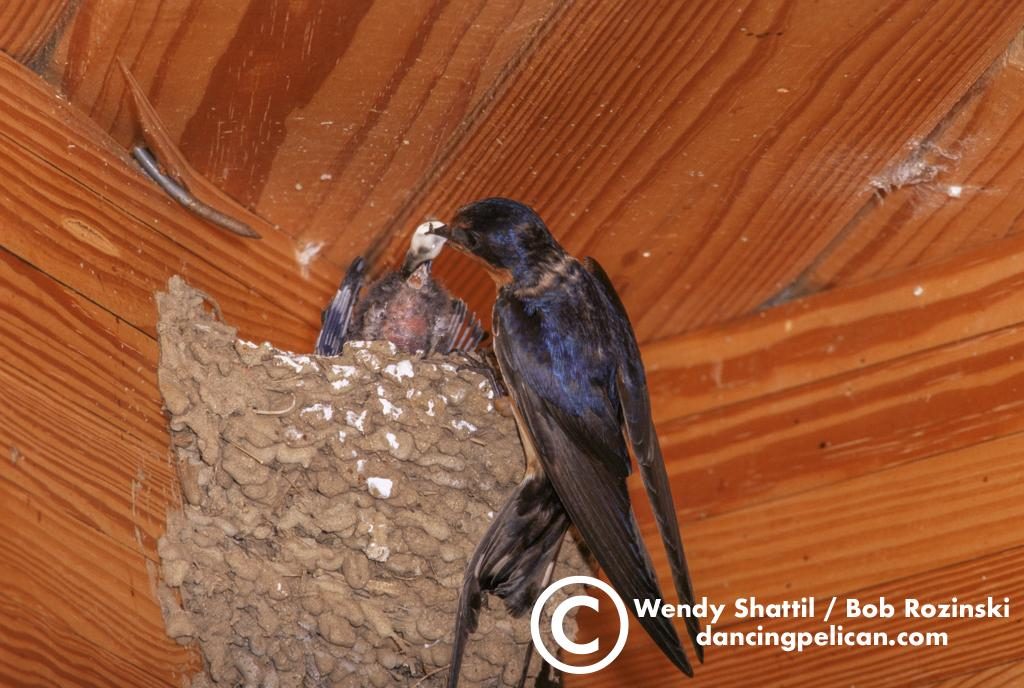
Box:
[384,360,415,381]
[284,426,304,442]
[385,432,399,450]
[379,398,403,420]
[477,380,495,400]
[365,542,390,562]
[366,477,393,499]
[349,340,397,355]
[338,430,347,443]
[301,403,334,421]
[330,364,358,389]
[356,348,385,371]
[426,400,436,417]
[346,409,367,432]
[355,458,365,473]
[237,339,259,349]
[332,364,358,377]
[274,353,318,373]
[451,419,477,433]
[295,241,324,279]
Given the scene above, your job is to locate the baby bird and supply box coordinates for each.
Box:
[315,221,485,356]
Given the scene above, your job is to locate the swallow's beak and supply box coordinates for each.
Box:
[426,222,450,240]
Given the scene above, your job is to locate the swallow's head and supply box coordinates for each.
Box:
[401,220,447,276]
[430,198,561,278]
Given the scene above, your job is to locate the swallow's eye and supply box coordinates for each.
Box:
[459,229,481,250]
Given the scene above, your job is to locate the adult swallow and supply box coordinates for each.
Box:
[432,198,702,687]
[315,221,485,356]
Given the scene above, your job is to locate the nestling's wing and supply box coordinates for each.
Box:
[492,293,695,677]
[436,297,486,355]
[315,256,366,356]
[584,256,703,662]
[446,476,569,688]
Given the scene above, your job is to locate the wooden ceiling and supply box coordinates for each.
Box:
[4,2,1024,687]
[20,0,1024,341]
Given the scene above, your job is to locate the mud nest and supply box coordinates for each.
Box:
[154,277,585,688]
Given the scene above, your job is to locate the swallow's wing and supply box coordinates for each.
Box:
[447,475,569,688]
[584,256,703,662]
[315,256,366,356]
[492,293,695,677]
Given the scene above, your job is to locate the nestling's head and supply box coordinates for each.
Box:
[401,220,447,276]
[429,198,563,277]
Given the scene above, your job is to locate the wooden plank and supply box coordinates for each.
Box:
[47,0,565,248]
[926,659,1024,688]
[0,590,187,688]
[644,229,1024,425]
[377,0,1024,341]
[0,248,165,447]
[578,546,1024,687]
[0,51,335,351]
[0,248,175,552]
[578,433,1024,685]
[657,431,1024,611]
[657,321,1024,519]
[0,478,192,687]
[0,253,190,682]
[802,49,1024,292]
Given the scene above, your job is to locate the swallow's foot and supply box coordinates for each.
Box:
[450,351,507,398]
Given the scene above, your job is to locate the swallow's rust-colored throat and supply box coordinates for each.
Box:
[445,240,513,288]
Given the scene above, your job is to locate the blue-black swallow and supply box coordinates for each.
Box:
[431,198,703,687]
[315,221,485,356]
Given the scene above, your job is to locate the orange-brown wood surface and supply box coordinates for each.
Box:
[3,3,1024,687]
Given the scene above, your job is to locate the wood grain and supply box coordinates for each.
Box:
[577,432,1024,683]
[380,0,1024,342]
[927,659,1024,688]
[47,0,565,251]
[581,545,1024,687]
[643,228,1024,424]
[655,312,1024,521]
[0,50,335,351]
[0,478,192,687]
[801,55,1024,291]
[4,5,1024,687]
[0,0,75,65]
[0,249,173,557]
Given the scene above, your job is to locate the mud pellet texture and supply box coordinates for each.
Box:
[154,277,585,687]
